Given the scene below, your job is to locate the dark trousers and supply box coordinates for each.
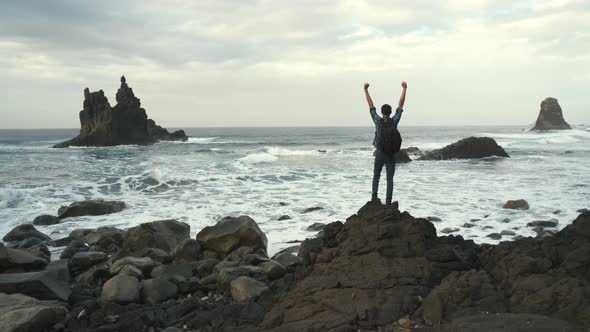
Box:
[372,149,396,205]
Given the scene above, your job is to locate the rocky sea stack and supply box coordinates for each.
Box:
[531,97,571,131]
[419,137,509,160]
[54,76,188,148]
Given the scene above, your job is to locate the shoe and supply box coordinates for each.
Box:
[386,201,399,210]
[370,194,382,205]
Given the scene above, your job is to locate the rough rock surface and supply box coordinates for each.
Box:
[101,275,140,304]
[419,137,509,160]
[2,224,51,242]
[503,199,530,210]
[531,97,572,131]
[32,214,61,226]
[117,219,190,258]
[0,269,71,301]
[0,293,68,332]
[58,200,126,218]
[197,216,268,256]
[0,245,48,273]
[230,276,269,302]
[53,76,187,148]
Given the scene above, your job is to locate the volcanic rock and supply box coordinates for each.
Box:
[0,269,71,301]
[197,216,268,256]
[32,214,61,226]
[503,199,529,210]
[58,200,126,218]
[59,240,89,260]
[117,219,190,258]
[141,278,178,304]
[419,137,509,160]
[0,245,48,273]
[2,224,51,243]
[531,97,571,130]
[230,276,270,302]
[101,275,140,304]
[0,293,68,332]
[53,76,187,148]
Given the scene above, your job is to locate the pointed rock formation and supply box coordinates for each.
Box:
[54,76,188,148]
[531,97,571,131]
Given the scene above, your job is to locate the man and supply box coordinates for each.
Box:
[363,81,407,207]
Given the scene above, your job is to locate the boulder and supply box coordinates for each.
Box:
[486,233,502,240]
[151,263,193,281]
[302,206,323,213]
[118,264,143,279]
[59,240,89,260]
[75,262,111,286]
[137,247,172,264]
[32,215,61,226]
[119,219,190,256]
[217,266,267,293]
[57,200,126,218]
[531,97,571,130]
[0,293,68,332]
[68,251,108,276]
[193,258,220,277]
[394,149,412,163]
[0,270,71,301]
[196,216,268,256]
[447,313,582,331]
[440,227,459,234]
[101,275,140,303]
[110,256,160,275]
[230,276,270,302]
[258,260,287,280]
[503,199,529,210]
[272,252,302,269]
[2,224,50,242]
[141,278,178,304]
[53,76,187,148]
[172,238,201,262]
[306,223,327,232]
[419,137,509,160]
[85,226,126,253]
[527,219,558,228]
[278,215,291,221]
[0,246,48,273]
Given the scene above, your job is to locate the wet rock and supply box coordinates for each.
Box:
[172,238,201,263]
[536,230,556,238]
[503,199,529,210]
[243,253,269,266]
[306,222,327,232]
[141,278,178,304]
[0,293,68,332]
[230,276,270,302]
[58,200,126,218]
[527,219,558,228]
[419,137,509,160]
[427,216,442,222]
[578,208,589,214]
[2,224,51,242]
[486,233,502,240]
[75,262,111,286]
[258,260,287,280]
[68,251,109,276]
[119,219,190,257]
[217,266,267,293]
[196,216,267,256]
[500,230,516,236]
[0,269,71,301]
[101,275,140,303]
[394,150,412,163]
[151,263,193,281]
[32,214,61,226]
[470,218,481,222]
[119,264,143,279]
[302,206,323,213]
[47,236,77,247]
[278,215,291,221]
[214,260,240,273]
[554,210,562,215]
[272,252,302,269]
[0,245,48,273]
[440,227,459,234]
[501,218,511,223]
[60,240,89,260]
[193,258,220,277]
[85,226,126,254]
[462,223,475,228]
[110,256,160,275]
[136,247,172,264]
[531,97,571,130]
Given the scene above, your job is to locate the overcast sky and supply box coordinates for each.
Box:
[0,0,588,128]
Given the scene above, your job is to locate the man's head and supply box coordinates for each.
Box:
[381,104,392,116]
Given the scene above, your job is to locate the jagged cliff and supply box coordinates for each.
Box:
[531,97,571,131]
[54,76,187,148]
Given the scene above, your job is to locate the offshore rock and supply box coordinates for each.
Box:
[58,200,126,218]
[54,76,187,148]
[531,97,571,130]
[419,137,510,160]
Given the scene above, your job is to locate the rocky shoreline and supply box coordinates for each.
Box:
[1,199,589,332]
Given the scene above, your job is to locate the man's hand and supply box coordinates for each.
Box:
[364,83,370,90]
[364,83,374,108]
[401,81,407,89]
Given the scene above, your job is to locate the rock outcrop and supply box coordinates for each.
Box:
[419,137,510,160]
[531,97,571,131]
[54,76,188,148]
[57,200,126,218]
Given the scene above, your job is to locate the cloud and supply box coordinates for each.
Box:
[0,0,589,128]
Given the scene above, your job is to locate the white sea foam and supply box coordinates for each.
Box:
[239,153,279,164]
[185,137,219,144]
[261,146,321,156]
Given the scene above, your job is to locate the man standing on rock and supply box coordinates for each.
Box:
[364,81,407,207]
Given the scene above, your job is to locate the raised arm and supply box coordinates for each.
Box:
[398,81,407,108]
[364,83,374,109]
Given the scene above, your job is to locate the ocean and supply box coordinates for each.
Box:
[1,126,589,256]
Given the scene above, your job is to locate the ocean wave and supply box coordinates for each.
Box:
[238,153,279,164]
[261,146,321,156]
[480,129,590,144]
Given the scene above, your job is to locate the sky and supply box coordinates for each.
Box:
[0,0,589,128]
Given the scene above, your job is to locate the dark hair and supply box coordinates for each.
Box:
[381,104,392,115]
